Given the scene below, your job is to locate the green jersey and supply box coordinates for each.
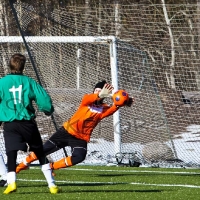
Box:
[0,74,54,122]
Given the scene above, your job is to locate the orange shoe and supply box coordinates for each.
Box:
[16,162,29,173]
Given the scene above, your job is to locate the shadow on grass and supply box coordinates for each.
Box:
[19,182,122,187]
[6,189,164,195]
[67,189,164,193]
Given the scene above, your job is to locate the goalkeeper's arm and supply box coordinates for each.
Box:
[113,97,135,107]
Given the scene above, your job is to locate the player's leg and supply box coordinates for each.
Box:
[0,152,7,187]
[33,149,59,194]
[50,146,87,170]
[3,150,17,194]
[50,134,87,170]
[16,127,64,173]
[16,152,37,173]
[3,122,27,194]
[28,122,59,194]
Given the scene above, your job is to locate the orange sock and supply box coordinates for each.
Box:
[26,152,38,164]
[50,156,72,170]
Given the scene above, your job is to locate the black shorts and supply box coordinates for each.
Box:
[3,120,43,154]
[45,126,87,152]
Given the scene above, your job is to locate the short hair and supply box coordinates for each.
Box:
[93,80,107,93]
[94,80,106,90]
[9,53,26,72]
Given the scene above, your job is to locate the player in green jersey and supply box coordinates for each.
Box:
[0,53,59,194]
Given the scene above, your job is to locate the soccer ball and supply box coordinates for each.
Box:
[112,90,129,106]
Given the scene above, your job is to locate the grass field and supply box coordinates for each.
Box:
[1,165,200,200]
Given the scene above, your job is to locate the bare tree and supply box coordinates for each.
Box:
[0,0,10,75]
[115,0,121,38]
[161,0,175,89]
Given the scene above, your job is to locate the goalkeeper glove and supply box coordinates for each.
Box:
[126,97,134,107]
[98,83,114,98]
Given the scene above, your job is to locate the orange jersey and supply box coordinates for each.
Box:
[63,93,119,142]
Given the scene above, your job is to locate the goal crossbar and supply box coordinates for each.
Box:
[0,36,115,43]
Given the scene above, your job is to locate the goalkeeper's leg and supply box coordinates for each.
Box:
[16,152,37,173]
[51,147,87,170]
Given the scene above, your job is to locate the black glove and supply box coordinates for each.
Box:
[126,97,134,107]
[44,111,52,116]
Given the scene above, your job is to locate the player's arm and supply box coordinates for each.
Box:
[100,104,119,119]
[81,93,100,106]
[101,97,134,119]
[32,81,54,115]
[81,83,114,106]
[113,96,135,108]
[101,96,135,118]
[101,91,135,119]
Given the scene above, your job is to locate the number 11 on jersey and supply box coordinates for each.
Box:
[9,85,22,104]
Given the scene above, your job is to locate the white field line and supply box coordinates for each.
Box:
[17,167,200,189]
[65,168,200,175]
[17,178,200,189]
[29,166,200,175]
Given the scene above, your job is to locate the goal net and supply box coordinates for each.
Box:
[1,1,199,168]
[0,35,172,166]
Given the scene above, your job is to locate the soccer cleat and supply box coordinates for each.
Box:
[26,152,38,163]
[3,182,17,194]
[49,185,59,194]
[16,152,37,174]
[0,179,7,187]
[16,162,29,173]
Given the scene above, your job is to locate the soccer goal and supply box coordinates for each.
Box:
[0,35,176,166]
[2,0,200,169]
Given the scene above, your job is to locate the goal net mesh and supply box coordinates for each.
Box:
[0,0,199,167]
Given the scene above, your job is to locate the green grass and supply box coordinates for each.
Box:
[1,166,200,199]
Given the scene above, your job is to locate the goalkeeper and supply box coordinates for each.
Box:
[16,80,134,173]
